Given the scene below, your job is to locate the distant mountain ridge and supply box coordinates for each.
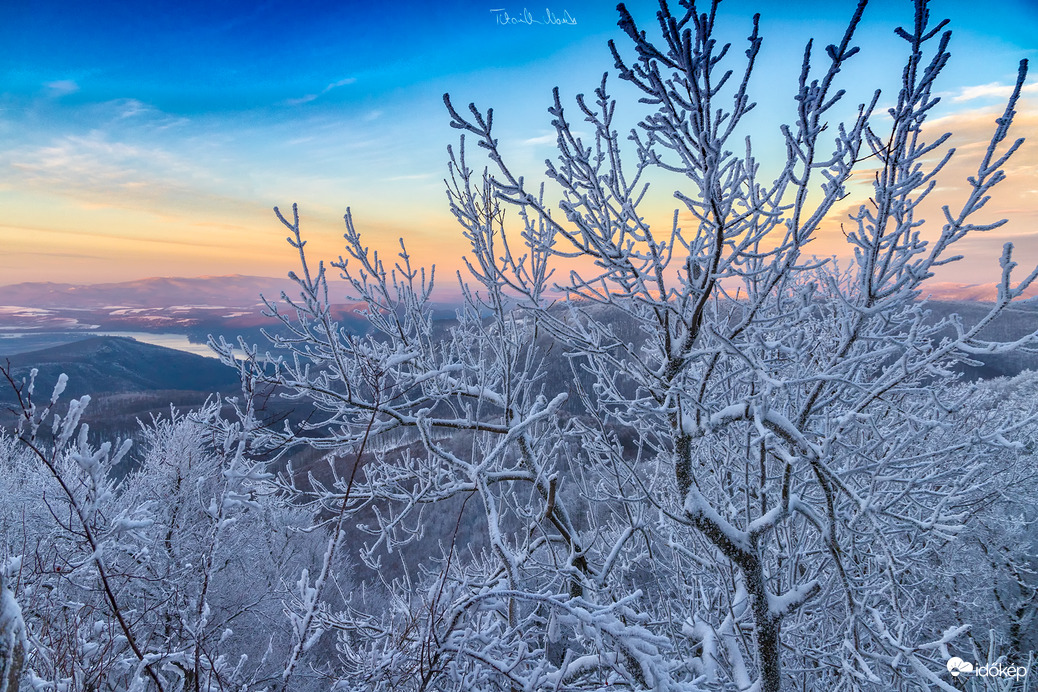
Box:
[4,275,1032,310]
[0,336,325,449]
[1,336,241,398]
[0,336,245,438]
[0,275,372,342]
[0,275,300,309]
[3,302,1038,442]
[922,282,1038,302]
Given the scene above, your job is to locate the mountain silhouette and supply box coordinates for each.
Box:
[1,336,240,403]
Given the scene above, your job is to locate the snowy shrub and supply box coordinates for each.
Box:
[931,372,1038,658]
[0,372,336,691]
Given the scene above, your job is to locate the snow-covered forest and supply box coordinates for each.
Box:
[1,0,1036,689]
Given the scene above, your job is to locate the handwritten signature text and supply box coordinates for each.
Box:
[491,8,577,26]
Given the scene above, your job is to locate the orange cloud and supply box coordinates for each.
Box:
[802,95,1037,288]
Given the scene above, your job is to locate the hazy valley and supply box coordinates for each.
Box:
[4,274,1038,443]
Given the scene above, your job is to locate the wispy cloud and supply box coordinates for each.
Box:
[0,221,244,250]
[282,77,357,107]
[807,101,1038,286]
[284,94,319,106]
[114,98,152,119]
[325,78,356,90]
[1,250,108,260]
[949,81,1038,103]
[44,79,79,97]
[521,129,588,146]
[522,133,558,146]
[0,129,255,221]
[8,134,186,193]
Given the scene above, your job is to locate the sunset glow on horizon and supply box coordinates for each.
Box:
[1,0,1035,292]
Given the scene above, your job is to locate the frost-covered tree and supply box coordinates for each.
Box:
[211,0,1035,689]
[0,367,335,691]
[0,566,26,692]
[930,371,1038,658]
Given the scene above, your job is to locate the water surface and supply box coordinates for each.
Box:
[0,331,218,358]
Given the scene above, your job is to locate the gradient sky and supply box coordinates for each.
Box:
[1,0,1035,289]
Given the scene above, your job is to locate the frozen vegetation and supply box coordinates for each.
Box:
[1,0,1036,689]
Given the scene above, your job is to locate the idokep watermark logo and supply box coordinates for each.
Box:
[947,655,1029,681]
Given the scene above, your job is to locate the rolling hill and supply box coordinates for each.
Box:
[1,336,241,397]
[0,336,243,439]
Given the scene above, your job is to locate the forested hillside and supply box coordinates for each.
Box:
[0,337,240,441]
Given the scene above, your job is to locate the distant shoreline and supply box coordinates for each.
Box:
[0,330,218,359]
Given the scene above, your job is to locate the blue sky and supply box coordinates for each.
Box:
[1,0,1035,286]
